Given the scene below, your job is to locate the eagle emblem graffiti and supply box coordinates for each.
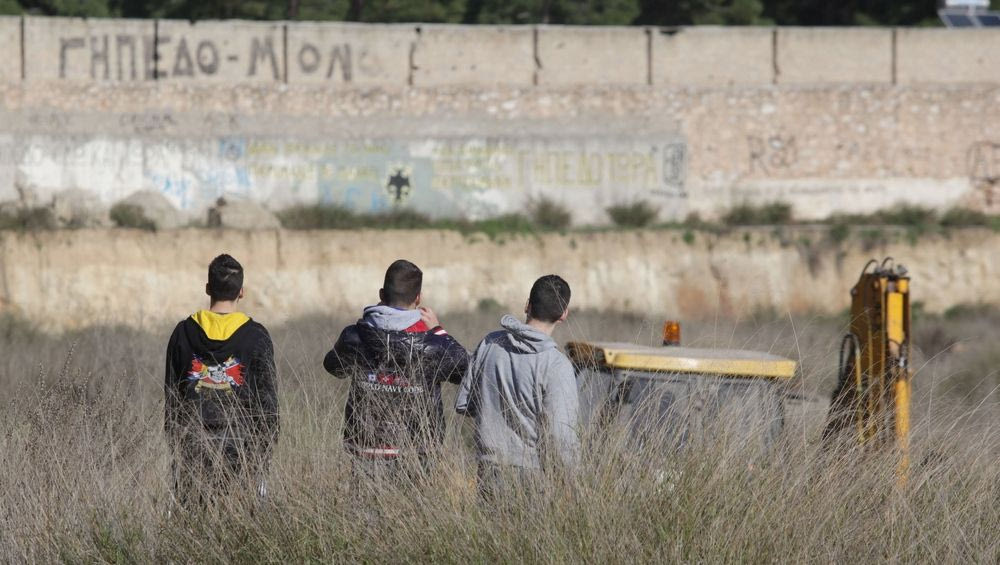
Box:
[385,166,412,204]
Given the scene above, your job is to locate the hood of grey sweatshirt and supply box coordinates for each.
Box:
[361,304,422,332]
[455,314,580,470]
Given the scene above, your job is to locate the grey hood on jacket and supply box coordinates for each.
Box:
[361,304,423,332]
[455,315,580,470]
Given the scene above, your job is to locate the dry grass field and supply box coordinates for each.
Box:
[0,305,997,562]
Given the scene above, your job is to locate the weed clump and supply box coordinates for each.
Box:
[109,203,157,231]
[276,204,359,229]
[723,202,793,226]
[828,222,850,244]
[939,207,996,228]
[876,205,937,229]
[607,200,659,228]
[0,206,56,231]
[527,196,572,231]
[277,204,540,237]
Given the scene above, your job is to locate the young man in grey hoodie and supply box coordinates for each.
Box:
[455,274,580,500]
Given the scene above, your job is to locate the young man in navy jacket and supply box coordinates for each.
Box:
[324,259,469,486]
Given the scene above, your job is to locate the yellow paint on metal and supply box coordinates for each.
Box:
[887,292,905,345]
[567,341,797,379]
[895,378,911,483]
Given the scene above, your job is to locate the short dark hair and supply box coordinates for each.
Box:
[207,254,243,302]
[528,274,571,323]
[382,259,423,306]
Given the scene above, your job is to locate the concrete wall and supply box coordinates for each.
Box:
[2,84,996,224]
[287,22,413,86]
[9,18,1000,88]
[0,17,19,82]
[153,20,285,83]
[1,228,995,331]
[4,18,1000,223]
[537,26,648,86]
[897,28,1000,84]
[23,17,154,81]
[413,25,534,87]
[654,27,771,86]
[776,28,892,84]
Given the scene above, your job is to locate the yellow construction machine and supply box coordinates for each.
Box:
[568,322,798,456]
[567,257,912,468]
[823,258,912,474]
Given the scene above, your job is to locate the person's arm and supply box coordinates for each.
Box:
[420,307,470,385]
[249,330,280,457]
[543,355,581,469]
[455,341,485,417]
[163,325,183,455]
[428,331,470,385]
[323,325,362,378]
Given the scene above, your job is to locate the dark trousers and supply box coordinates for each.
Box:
[171,433,268,510]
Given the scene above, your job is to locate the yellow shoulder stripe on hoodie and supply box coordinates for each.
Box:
[191,310,250,341]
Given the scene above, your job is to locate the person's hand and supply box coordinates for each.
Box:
[419,306,440,329]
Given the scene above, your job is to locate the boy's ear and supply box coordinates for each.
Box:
[205,283,211,297]
[378,288,386,304]
[558,307,569,323]
[415,292,422,307]
[238,287,245,301]
[524,300,530,316]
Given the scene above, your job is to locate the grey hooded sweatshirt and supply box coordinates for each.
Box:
[455,315,580,470]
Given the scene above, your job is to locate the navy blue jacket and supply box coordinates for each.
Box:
[324,314,468,457]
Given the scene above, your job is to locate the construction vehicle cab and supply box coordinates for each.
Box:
[567,340,797,455]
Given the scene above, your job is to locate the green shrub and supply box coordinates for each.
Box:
[683,212,707,228]
[940,207,990,227]
[527,197,572,231]
[722,202,793,226]
[829,222,850,244]
[0,206,56,231]
[277,204,360,230]
[461,214,536,238]
[371,208,432,229]
[875,205,936,227]
[109,203,157,231]
[606,200,659,228]
[943,302,1000,321]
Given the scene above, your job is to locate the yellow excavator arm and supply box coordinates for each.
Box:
[824,258,912,476]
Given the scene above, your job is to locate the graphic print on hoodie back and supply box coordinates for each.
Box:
[164,311,279,456]
[324,305,469,458]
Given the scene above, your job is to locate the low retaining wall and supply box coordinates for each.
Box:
[0,228,995,331]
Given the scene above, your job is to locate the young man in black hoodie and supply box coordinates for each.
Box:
[324,259,469,487]
[164,254,279,508]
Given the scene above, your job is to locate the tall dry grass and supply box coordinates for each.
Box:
[0,307,997,562]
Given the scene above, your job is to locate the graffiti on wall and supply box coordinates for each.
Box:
[51,28,385,82]
[747,134,797,175]
[56,31,282,80]
[0,134,689,223]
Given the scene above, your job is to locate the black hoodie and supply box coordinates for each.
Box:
[164,310,279,469]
